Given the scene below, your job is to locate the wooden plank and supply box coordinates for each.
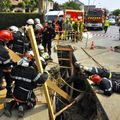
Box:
[46,80,72,101]
[5,46,21,63]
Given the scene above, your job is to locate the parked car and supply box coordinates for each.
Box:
[109,18,116,25]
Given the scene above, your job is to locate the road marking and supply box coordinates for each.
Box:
[92,33,119,39]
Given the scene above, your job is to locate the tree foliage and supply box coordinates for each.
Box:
[21,0,38,12]
[112,9,120,16]
[0,0,12,12]
[53,2,60,10]
[61,1,81,10]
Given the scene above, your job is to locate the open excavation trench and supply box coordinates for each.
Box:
[47,45,108,120]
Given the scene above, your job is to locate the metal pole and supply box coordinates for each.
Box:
[46,0,48,13]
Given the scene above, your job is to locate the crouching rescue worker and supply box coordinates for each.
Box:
[4,57,49,117]
[0,30,14,97]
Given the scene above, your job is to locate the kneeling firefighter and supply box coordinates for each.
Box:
[4,57,49,117]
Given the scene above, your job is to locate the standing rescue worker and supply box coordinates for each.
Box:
[78,19,84,41]
[72,19,78,42]
[34,18,43,44]
[0,30,14,97]
[8,26,29,55]
[62,19,72,40]
[104,18,110,33]
[42,21,56,59]
[4,57,49,117]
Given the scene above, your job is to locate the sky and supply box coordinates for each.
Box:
[53,0,120,11]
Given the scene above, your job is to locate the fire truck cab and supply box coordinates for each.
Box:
[85,8,106,30]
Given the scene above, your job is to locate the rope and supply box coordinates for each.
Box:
[81,47,112,78]
[60,77,86,93]
[81,47,104,68]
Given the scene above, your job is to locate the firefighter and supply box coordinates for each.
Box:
[34,18,43,44]
[90,74,120,96]
[62,19,72,40]
[0,30,14,97]
[72,19,78,42]
[90,74,113,96]
[8,26,29,55]
[38,44,50,61]
[78,19,84,41]
[4,57,49,117]
[42,21,56,59]
[104,18,110,33]
[25,50,47,69]
[79,65,112,78]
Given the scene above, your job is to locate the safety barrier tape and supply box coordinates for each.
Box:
[92,33,119,39]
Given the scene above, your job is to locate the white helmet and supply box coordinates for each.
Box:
[38,44,44,54]
[35,24,43,30]
[26,19,34,25]
[9,26,19,33]
[34,18,40,24]
[17,57,29,67]
[42,52,49,60]
[40,56,45,62]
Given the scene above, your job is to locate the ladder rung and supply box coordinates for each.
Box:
[58,58,71,61]
[60,66,72,69]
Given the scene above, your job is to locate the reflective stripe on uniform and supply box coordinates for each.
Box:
[3,58,11,65]
[11,75,32,83]
[109,72,112,78]
[33,73,41,82]
[105,79,113,92]
[19,86,29,92]
[95,67,98,73]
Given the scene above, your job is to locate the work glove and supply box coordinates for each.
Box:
[38,71,49,84]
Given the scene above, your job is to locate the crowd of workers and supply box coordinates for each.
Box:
[0,18,56,118]
[54,17,85,41]
[0,16,119,118]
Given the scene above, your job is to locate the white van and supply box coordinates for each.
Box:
[45,10,64,22]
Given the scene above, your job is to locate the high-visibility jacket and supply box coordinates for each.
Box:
[78,22,84,32]
[104,20,110,27]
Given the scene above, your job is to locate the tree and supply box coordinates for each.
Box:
[19,0,38,12]
[0,0,12,12]
[53,2,60,10]
[112,9,120,16]
[61,1,81,10]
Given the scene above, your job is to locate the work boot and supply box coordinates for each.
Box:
[18,105,24,118]
[4,109,12,117]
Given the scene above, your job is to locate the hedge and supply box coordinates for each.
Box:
[0,12,44,29]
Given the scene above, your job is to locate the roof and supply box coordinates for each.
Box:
[45,11,64,16]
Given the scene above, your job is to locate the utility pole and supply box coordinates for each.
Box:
[38,0,45,14]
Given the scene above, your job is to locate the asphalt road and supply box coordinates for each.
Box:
[89,25,120,47]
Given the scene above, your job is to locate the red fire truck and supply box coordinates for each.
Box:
[45,9,84,23]
[64,9,84,22]
[85,8,106,30]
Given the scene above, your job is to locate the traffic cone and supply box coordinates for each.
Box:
[110,46,114,51]
[90,41,95,50]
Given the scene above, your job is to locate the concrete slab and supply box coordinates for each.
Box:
[72,42,120,120]
[0,103,49,120]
